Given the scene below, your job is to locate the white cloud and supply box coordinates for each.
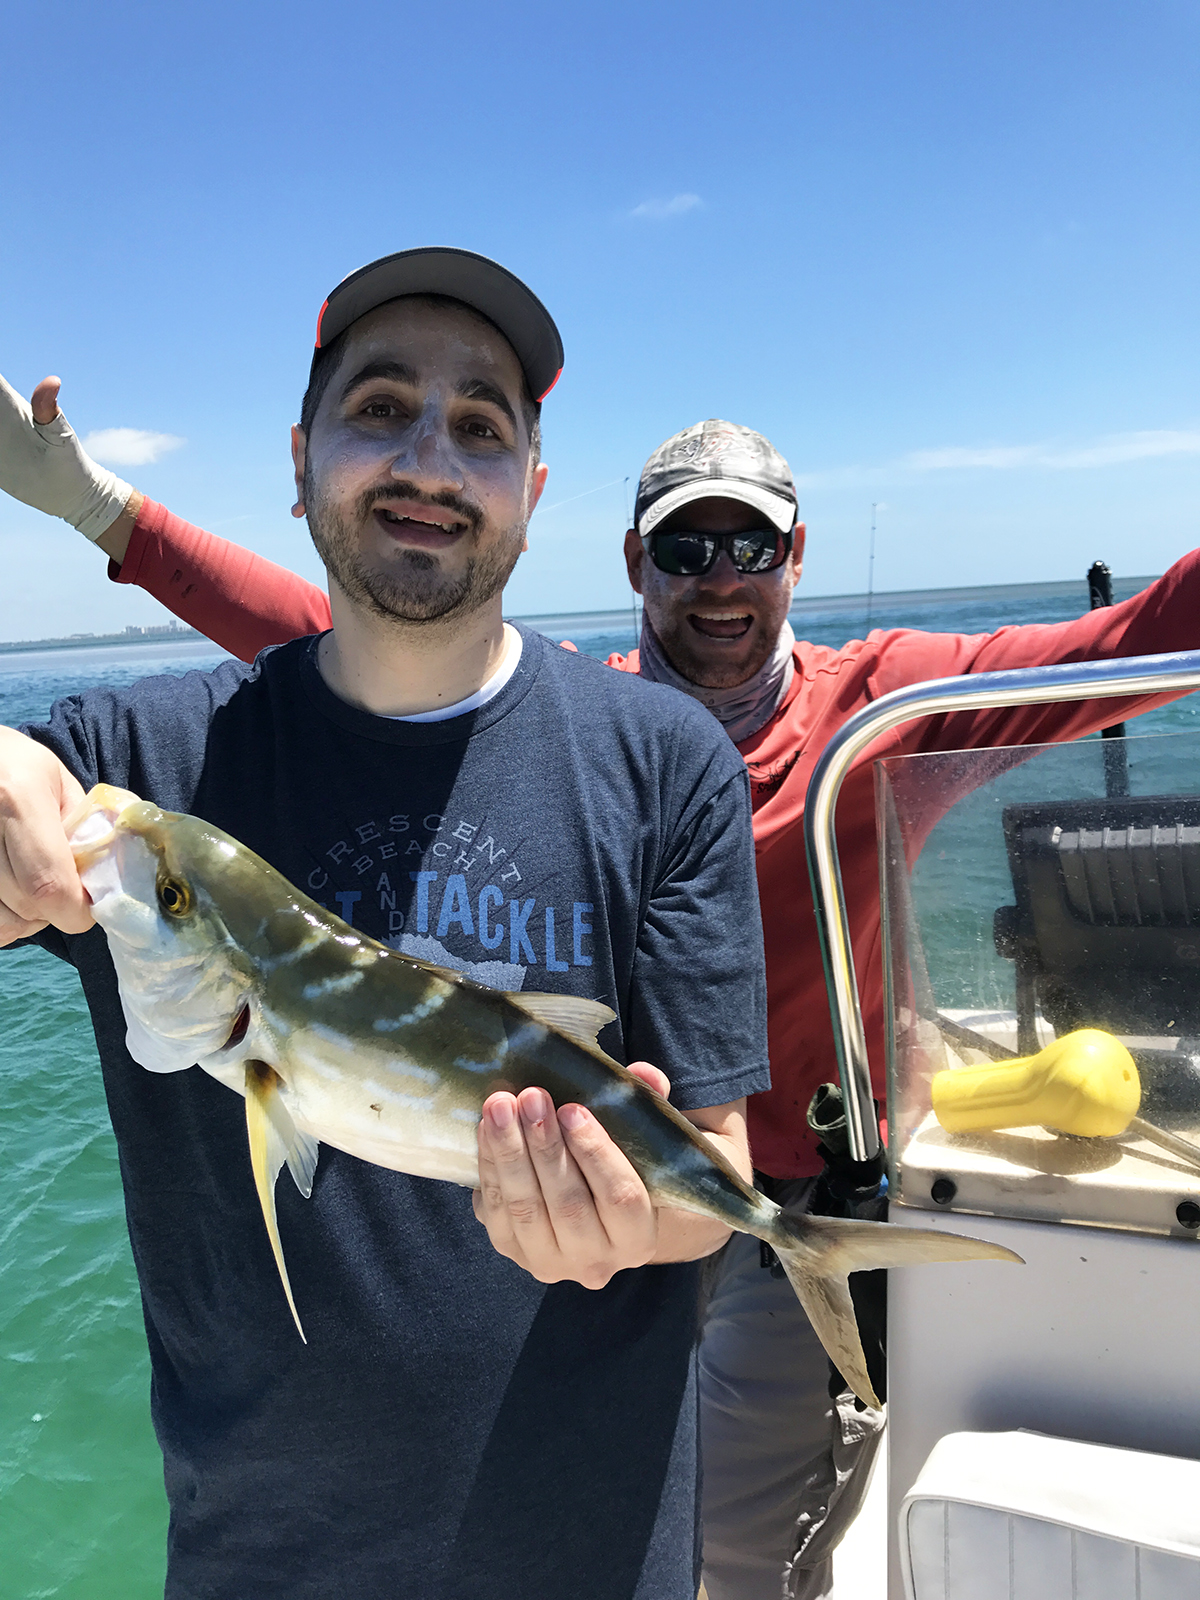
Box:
[792,427,1200,491]
[81,427,185,467]
[629,193,703,221]
[903,444,1041,472]
[901,429,1200,475]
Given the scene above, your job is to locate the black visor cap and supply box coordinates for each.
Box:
[312,247,564,403]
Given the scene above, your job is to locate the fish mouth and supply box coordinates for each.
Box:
[65,784,146,871]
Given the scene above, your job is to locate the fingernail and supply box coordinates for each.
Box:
[521,1088,551,1125]
[488,1097,514,1130]
[558,1103,587,1132]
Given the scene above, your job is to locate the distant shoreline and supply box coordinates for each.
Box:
[0,622,205,656]
[0,573,1161,656]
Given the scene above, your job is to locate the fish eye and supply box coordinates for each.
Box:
[157,876,193,917]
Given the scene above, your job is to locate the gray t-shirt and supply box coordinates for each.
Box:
[21,625,769,1600]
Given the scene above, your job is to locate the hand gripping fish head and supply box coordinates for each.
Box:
[67,785,257,1076]
[67,784,1021,1404]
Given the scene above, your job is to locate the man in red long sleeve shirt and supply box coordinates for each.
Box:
[6,387,1200,1600]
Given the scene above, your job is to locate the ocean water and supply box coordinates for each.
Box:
[1,590,1198,1597]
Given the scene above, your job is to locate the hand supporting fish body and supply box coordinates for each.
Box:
[67,783,1020,1406]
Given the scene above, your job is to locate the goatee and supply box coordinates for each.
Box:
[305,474,524,626]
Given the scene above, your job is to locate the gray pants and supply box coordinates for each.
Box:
[698,1189,885,1600]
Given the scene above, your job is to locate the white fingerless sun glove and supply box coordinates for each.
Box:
[0,371,134,542]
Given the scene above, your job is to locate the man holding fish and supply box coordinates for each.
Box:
[5,252,1199,1599]
[0,252,786,1600]
[0,252,1025,1600]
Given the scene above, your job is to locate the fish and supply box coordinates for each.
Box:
[66,783,1021,1406]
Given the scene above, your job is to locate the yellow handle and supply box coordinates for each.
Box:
[931,1029,1141,1138]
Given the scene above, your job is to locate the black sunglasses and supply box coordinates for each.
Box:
[646,527,793,577]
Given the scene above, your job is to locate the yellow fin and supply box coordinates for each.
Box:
[781,1261,881,1410]
[769,1211,1022,1408]
[244,1060,307,1342]
[507,992,617,1048]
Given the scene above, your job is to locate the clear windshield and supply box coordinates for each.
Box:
[877,731,1200,1236]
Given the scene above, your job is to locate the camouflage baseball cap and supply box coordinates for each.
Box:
[634,419,797,536]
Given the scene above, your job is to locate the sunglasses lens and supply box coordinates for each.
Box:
[651,533,718,575]
[730,532,786,573]
[648,529,790,575]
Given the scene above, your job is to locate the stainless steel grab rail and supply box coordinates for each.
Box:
[802,649,1200,1163]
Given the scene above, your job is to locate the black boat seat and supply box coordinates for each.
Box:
[994,796,1200,1049]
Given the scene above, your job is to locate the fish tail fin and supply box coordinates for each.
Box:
[244,1060,308,1343]
[767,1207,1022,1410]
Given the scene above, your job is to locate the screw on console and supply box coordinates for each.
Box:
[930,1176,957,1205]
[1176,1200,1200,1230]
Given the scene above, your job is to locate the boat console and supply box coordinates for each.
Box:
[804,651,1200,1599]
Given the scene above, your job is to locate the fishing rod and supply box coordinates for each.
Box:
[1087,560,1130,799]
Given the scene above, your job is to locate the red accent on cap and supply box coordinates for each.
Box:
[535,367,563,403]
[314,298,331,349]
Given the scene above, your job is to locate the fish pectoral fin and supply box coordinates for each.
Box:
[508,992,618,1047]
[286,1127,320,1200]
[244,1060,307,1342]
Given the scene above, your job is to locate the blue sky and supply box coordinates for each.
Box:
[1,0,1198,638]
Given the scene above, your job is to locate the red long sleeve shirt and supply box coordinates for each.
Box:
[113,500,1200,1176]
[114,498,334,644]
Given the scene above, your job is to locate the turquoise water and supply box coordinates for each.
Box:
[0,644,228,1599]
[0,590,1194,1596]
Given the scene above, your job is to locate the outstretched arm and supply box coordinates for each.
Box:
[866,547,1200,755]
[109,494,332,662]
[1,373,332,664]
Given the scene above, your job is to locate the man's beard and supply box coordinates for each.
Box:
[305,472,525,625]
[652,606,778,688]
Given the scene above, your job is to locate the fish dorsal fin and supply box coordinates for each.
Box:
[389,951,468,987]
[507,991,617,1048]
[424,963,469,986]
[243,1060,315,1342]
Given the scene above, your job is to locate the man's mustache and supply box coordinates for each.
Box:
[678,588,762,613]
[357,481,483,535]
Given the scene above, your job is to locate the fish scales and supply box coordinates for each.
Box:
[67,783,1021,1405]
[268,933,765,1224]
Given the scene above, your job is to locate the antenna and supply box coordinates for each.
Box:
[865,503,878,630]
